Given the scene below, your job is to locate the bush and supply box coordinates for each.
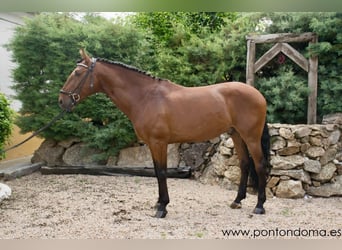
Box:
[7,13,146,161]
[0,93,14,159]
[256,66,310,123]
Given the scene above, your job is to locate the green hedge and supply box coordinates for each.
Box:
[0,93,14,159]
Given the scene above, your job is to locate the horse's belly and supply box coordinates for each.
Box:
[168,112,230,143]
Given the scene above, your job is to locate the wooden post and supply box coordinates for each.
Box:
[246,39,256,86]
[245,33,318,124]
[307,35,318,124]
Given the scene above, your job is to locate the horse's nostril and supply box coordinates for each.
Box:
[59,98,63,106]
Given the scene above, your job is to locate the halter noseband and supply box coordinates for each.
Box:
[60,58,97,108]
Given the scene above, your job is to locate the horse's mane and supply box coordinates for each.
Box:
[96,58,163,81]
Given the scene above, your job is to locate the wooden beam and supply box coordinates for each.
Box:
[246,39,256,85]
[281,43,309,72]
[40,165,192,179]
[254,43,282,73]
[246,32,316,44]
[307,36,318,124]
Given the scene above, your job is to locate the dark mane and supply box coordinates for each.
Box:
[96,58,164,81]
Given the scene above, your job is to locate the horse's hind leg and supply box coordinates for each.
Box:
[246,140,267,214]
[229,130,250,209]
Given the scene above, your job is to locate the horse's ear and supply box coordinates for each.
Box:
[79,48,91,64]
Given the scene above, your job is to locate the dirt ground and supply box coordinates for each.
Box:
[0,172,341,239]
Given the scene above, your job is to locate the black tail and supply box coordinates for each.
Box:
[248,121,272,189]
[261,122,272,175]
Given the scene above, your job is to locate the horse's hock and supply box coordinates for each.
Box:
[32,114,342,199]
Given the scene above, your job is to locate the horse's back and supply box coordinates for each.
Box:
[135,81,267,144]
[167,81,266,142]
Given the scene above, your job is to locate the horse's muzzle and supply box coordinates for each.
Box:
[59,90,80,112]
[58,95,74,112]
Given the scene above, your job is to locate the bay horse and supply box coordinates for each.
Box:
[59,49,271,218]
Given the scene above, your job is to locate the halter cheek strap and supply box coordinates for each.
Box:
[60,58,96,107]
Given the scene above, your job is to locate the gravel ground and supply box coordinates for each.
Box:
[0,172,341,239]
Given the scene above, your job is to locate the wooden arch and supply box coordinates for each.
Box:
[246,32,318,124]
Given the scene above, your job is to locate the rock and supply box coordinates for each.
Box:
[199,165,219,185]
[106,156,118,167]
[294,127,312,138]
[63,143,105,166]
[209,137,220,144]
[309,136,322,146]
[211,153,229,176]
[223,138,235,148]
[32,139,65,166]
[306,147,325,158]
[117,144,180,168]
[278,146,300,156]
[266,187,274,199]
[219,146,232,156]
[300,136,310,143]
[267,176,280,188]
[180,143,190,150]
[287,140,301,147]
[279,128,294,140]
[320,148,337,165]
[337,163,342,175]
[58,137,81,148]
[270,155,305,170]
[328,130,341,145]
[307,175,342,197]
[223,166,240,185]
[276,180,305,198]
[221,178,239,191]
[300,143,311,153]
[311,163,337,182]
[269,127,279,136]
[271,136,286,150]
[322,113,342,125]
[336,152,342,162]
[117,145,152,167]
[226,155,239,166]
[271,169,311,184]
[0,183,11,203]
[181,142,210,170]
[312,181,321,187]
[303,159,321,173]
[324,124,338,132]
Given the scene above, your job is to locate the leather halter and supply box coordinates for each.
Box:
[60,58,96,107]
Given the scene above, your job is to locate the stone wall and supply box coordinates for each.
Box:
[199,123,342,198]
[33,116,342,199]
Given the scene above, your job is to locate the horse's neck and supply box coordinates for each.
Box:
[98,65,158,120]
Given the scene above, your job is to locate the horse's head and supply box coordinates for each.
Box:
[58,49,97,111]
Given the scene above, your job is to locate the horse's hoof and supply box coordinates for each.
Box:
[230,202,242,209]
[253,207,265,214]
[154,202,160,210]
[155,210,168,218]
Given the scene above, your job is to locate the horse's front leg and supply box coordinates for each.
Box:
[149,142,169,218]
